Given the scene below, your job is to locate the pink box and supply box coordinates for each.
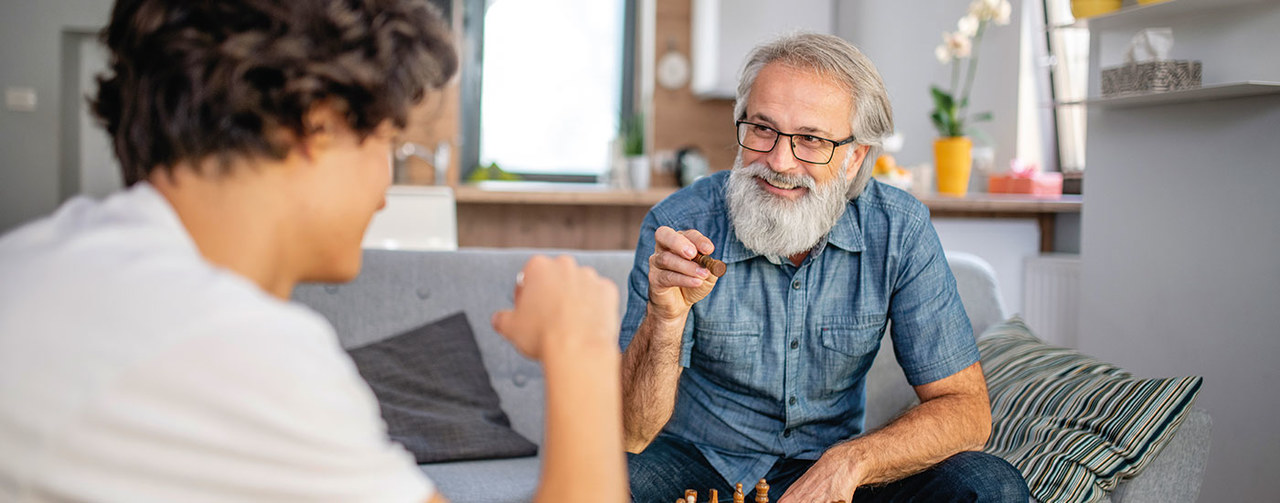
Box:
[988,172,1063,196]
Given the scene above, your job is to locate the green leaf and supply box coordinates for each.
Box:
[931,110,948,136]
[971,111,994,122]
[965,126,993,145]
[930,86,954,111]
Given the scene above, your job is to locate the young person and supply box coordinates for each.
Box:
[0,1,625,501]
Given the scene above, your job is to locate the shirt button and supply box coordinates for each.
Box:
[783,429,792,438]
[790,340,799,350]
[791,280,801,289]
[789,396,797,406]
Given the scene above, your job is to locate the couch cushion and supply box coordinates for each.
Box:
[979,317,1202,503]
[348,312,537,463]
[420,457,540,503]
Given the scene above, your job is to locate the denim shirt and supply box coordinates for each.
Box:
[619,171,978,487]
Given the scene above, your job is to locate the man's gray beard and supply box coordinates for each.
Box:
[726,153,855,261]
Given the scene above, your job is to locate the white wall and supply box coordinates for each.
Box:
[835,0,1040,315]
[835,0,1022,182]
[0,0,115,234]
[934,218,1040,315]
[1079,3,1280,501]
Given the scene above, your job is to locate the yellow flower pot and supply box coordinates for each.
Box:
[934,136,973,196]
[1071,0,1122,19]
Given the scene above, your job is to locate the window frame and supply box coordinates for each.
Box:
[458,0,639,183]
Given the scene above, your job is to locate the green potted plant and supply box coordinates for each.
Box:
[930,0,1010,195]
[620,113,648,190]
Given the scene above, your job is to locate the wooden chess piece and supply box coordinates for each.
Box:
[733,483,745,503]
[709,489,718,503]
[693,253,727,277]
[754,479,769,503]
[685,489,697,503]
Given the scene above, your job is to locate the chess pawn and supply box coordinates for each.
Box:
[685,489,697,503]
[754,479,769,503]
[733,483,745,503]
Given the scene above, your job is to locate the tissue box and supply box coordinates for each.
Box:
[988,172,1063,196]
[1101,60,1201,97]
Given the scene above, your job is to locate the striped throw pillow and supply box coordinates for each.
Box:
[978,317,1202,503]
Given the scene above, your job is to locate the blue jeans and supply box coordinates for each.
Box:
[628,434,1029,502]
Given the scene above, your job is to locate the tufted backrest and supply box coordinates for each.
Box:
[293,248,1005,443]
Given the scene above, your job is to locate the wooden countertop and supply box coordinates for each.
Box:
[454,182,675,206]
[453,182,1082,214]
[914,192,1083,213]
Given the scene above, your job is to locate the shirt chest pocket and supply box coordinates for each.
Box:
[816,315,886,392]
[691,320,761,391]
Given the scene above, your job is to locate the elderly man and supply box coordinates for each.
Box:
[620,33,1029,502]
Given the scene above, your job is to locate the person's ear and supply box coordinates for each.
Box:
[846,144,870,182]
[298,105,343,161]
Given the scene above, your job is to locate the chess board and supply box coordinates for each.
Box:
[678,480,766,503]
[677,479,848,503]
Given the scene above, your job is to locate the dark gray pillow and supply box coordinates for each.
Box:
[347,312,537,463]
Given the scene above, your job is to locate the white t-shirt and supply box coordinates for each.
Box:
[0,183,434,502]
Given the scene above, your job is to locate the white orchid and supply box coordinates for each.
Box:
[994,1,1012,25]
[932,0,1011,138]
[936,44,952,64]
[958,14,980,38]
[944,31,972,59]
[968,0,1013,26]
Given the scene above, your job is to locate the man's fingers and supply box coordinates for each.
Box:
[679,229,715,256]
[651,249,708,279]
[654,226,698,259]
[653,268,704,289]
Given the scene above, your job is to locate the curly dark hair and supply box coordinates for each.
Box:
[91,0,458,185]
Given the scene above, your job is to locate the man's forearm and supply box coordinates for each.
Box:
[620,310,687,452]
[834,388,991,486]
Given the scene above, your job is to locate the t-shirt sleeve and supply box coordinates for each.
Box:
[39,308,434,503]
[887,215,979,387]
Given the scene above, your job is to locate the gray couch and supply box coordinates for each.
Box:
[292,248,1211,503]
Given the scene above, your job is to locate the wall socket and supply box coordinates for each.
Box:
[5,87,37,112]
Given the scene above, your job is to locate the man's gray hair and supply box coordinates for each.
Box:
[734,33,893,199]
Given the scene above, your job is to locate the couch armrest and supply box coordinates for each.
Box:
[1110,407,1212,503]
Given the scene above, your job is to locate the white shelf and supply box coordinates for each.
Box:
[1053,0,1266,30]
[1057,81,1280,108]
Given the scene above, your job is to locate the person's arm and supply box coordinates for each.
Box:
[620,226,718,452]
[491,255,628,503]
[778,362,991,502]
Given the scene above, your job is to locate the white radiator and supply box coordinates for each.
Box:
[1022,254,1081,348]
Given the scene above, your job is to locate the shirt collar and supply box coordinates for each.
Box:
[719,194,866,264]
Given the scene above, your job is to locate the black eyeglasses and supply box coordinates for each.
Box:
[735,120,856,165]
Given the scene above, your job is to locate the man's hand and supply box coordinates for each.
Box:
[491,255,619,361]
[778,444,863,503]
[647,226,719,322]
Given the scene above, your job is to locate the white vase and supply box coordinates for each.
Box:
[628,156,650,190]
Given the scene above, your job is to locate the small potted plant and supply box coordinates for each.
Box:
[931,0,1011,196]
[620,113,648,190]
